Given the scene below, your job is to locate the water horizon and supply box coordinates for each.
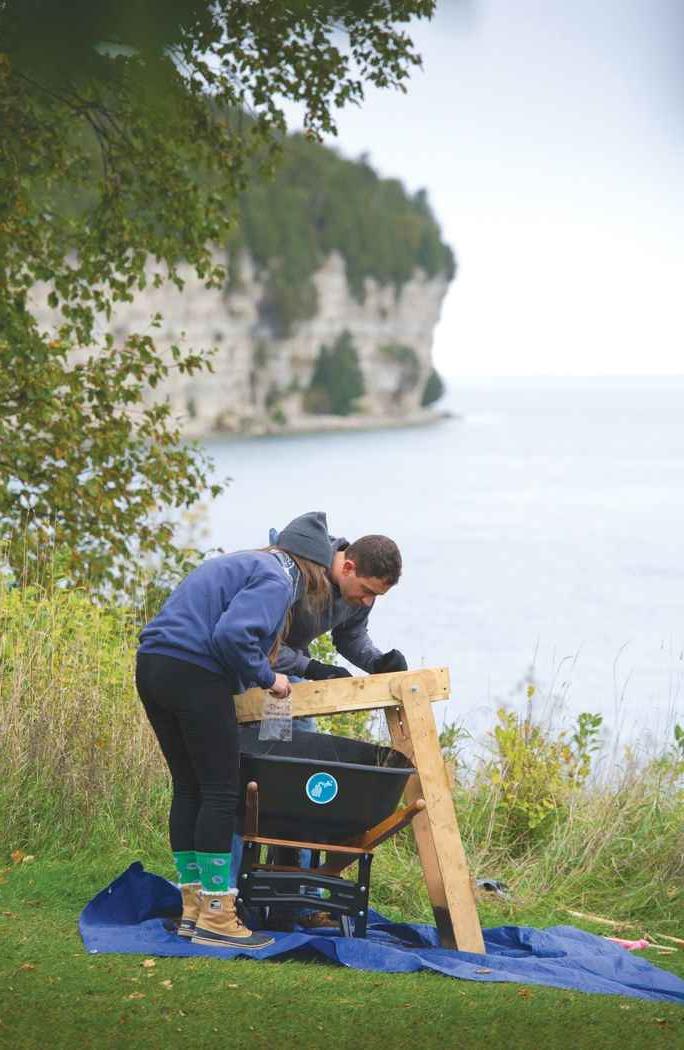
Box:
[200,376,684,758]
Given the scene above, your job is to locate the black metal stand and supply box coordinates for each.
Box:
[236,840,373,938]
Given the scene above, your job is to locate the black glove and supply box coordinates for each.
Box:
[304,659,353,681]
[371,649,408,674]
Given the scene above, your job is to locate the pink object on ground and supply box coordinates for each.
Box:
[605,936,651,951]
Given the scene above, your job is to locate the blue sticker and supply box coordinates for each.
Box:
[305,771,339,805]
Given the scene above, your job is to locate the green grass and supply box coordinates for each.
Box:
[1,855,682,1050]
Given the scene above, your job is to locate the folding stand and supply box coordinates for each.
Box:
[235,667,485,953]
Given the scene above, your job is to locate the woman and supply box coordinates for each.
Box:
[136,511,333,950]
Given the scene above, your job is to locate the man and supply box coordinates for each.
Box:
[270,514,408,685]
[259,515,408,931]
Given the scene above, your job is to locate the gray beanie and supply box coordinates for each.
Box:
[275,511,333,569]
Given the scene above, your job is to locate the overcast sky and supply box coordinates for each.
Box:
[288,1,684,378]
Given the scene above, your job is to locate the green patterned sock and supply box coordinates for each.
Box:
[172,850,201,886]
[196,851,233,894]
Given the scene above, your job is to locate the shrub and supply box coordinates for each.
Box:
[482,684,604,847]
[421,367,445,406]
[305,330,365,416]
[309,632,376,741]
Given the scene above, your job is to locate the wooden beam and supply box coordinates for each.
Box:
[351,799,426,852]
[385,706,455,945]
[322,800,426,876]
[386,678,485,954]
[234,666,450,723]
[242,834,370,855]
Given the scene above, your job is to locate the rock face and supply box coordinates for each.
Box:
[34,249,450,438]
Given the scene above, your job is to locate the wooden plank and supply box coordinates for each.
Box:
[351,799,426,851]
[234,667,450,723]
[322,800,427,876]
[385,706,457,947]
[386,679,484,954]
[243,834,370,855]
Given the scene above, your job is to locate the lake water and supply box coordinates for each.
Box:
[202,378,684,757]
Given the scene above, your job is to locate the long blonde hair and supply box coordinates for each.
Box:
[265,546,331,663]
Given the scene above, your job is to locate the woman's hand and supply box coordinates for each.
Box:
[269,673,292,698]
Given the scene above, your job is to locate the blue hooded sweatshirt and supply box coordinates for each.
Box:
[138,551,299,691]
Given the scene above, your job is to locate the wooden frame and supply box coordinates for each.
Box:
[235,667,485,953]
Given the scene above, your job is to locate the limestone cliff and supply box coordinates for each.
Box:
[32,134,454,437]
[104,248,450,437]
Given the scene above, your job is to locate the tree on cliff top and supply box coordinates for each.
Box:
[305,331,366,417]
[232,134,456,338]
[0,0,436,589]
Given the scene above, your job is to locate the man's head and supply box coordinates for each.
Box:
[331,535,402,607]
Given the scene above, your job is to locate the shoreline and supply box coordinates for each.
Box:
[189,406,459,441]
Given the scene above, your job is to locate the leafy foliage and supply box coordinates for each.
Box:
[304,330,365,416]
[0,0,436,588]
[309,632,376,741]
[485,686,604,845]
[0,313,221,589]
[232,136,455,336]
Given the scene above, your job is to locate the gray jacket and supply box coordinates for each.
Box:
[271,534,383,678]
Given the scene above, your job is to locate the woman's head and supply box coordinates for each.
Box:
[265,512,333,662]
[272,510,333,613]
[272,511,333,570]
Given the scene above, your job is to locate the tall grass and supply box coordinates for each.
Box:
[1,581,681,928]
[0,583,167,854]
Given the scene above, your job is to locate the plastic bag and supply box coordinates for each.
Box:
[258,691,293,741]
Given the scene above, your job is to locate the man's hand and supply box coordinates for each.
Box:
[371,650,408,674]
[305,659,353,681]
[269,673,292,698]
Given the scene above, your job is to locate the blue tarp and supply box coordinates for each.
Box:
[79,863,684,1004]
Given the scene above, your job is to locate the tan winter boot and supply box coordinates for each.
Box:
[192,891,275,950]
[177,883,202,938]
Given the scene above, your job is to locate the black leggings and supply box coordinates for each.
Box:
[135,652,240,854]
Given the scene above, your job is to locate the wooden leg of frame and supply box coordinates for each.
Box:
[386,683,484,954]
